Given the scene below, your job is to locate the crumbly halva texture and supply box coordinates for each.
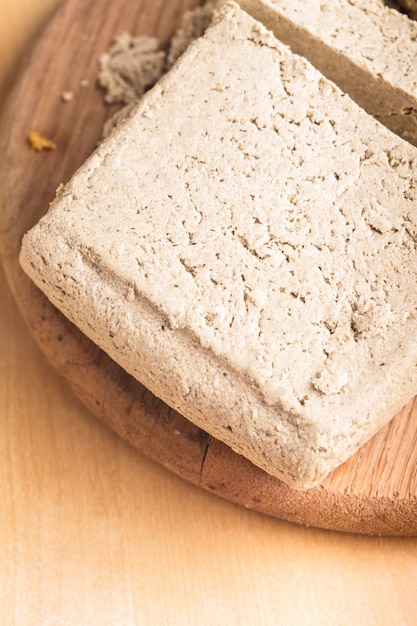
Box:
[20,3,417,488]
[99,0,217,135]
[235,0,417,146]
[99,0,217,107]
[166,0,218,68]
[98,33,166,104]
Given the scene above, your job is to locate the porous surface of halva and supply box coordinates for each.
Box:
[235,0,417,146]
[20,3,417,488]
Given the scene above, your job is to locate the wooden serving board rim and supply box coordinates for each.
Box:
[1,0,417,536]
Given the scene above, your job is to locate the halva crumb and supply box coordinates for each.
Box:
[98,33,166,104]
[166,0,218,68]
[61,90,74,102]
[98,0,217,106]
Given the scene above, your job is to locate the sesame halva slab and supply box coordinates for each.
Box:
[20,2,417,488]
[236,0,417,146]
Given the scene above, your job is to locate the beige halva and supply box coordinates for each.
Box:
[20,3,417,488]
[236,0,417,146]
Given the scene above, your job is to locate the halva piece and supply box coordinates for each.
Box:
[235,0,417,146]
[20,3,417,488]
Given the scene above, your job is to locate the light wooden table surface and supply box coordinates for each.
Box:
[1,1,417,624]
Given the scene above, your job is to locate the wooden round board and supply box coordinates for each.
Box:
[1,0,417,535]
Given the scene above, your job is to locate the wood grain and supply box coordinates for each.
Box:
[1,0,416,535]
